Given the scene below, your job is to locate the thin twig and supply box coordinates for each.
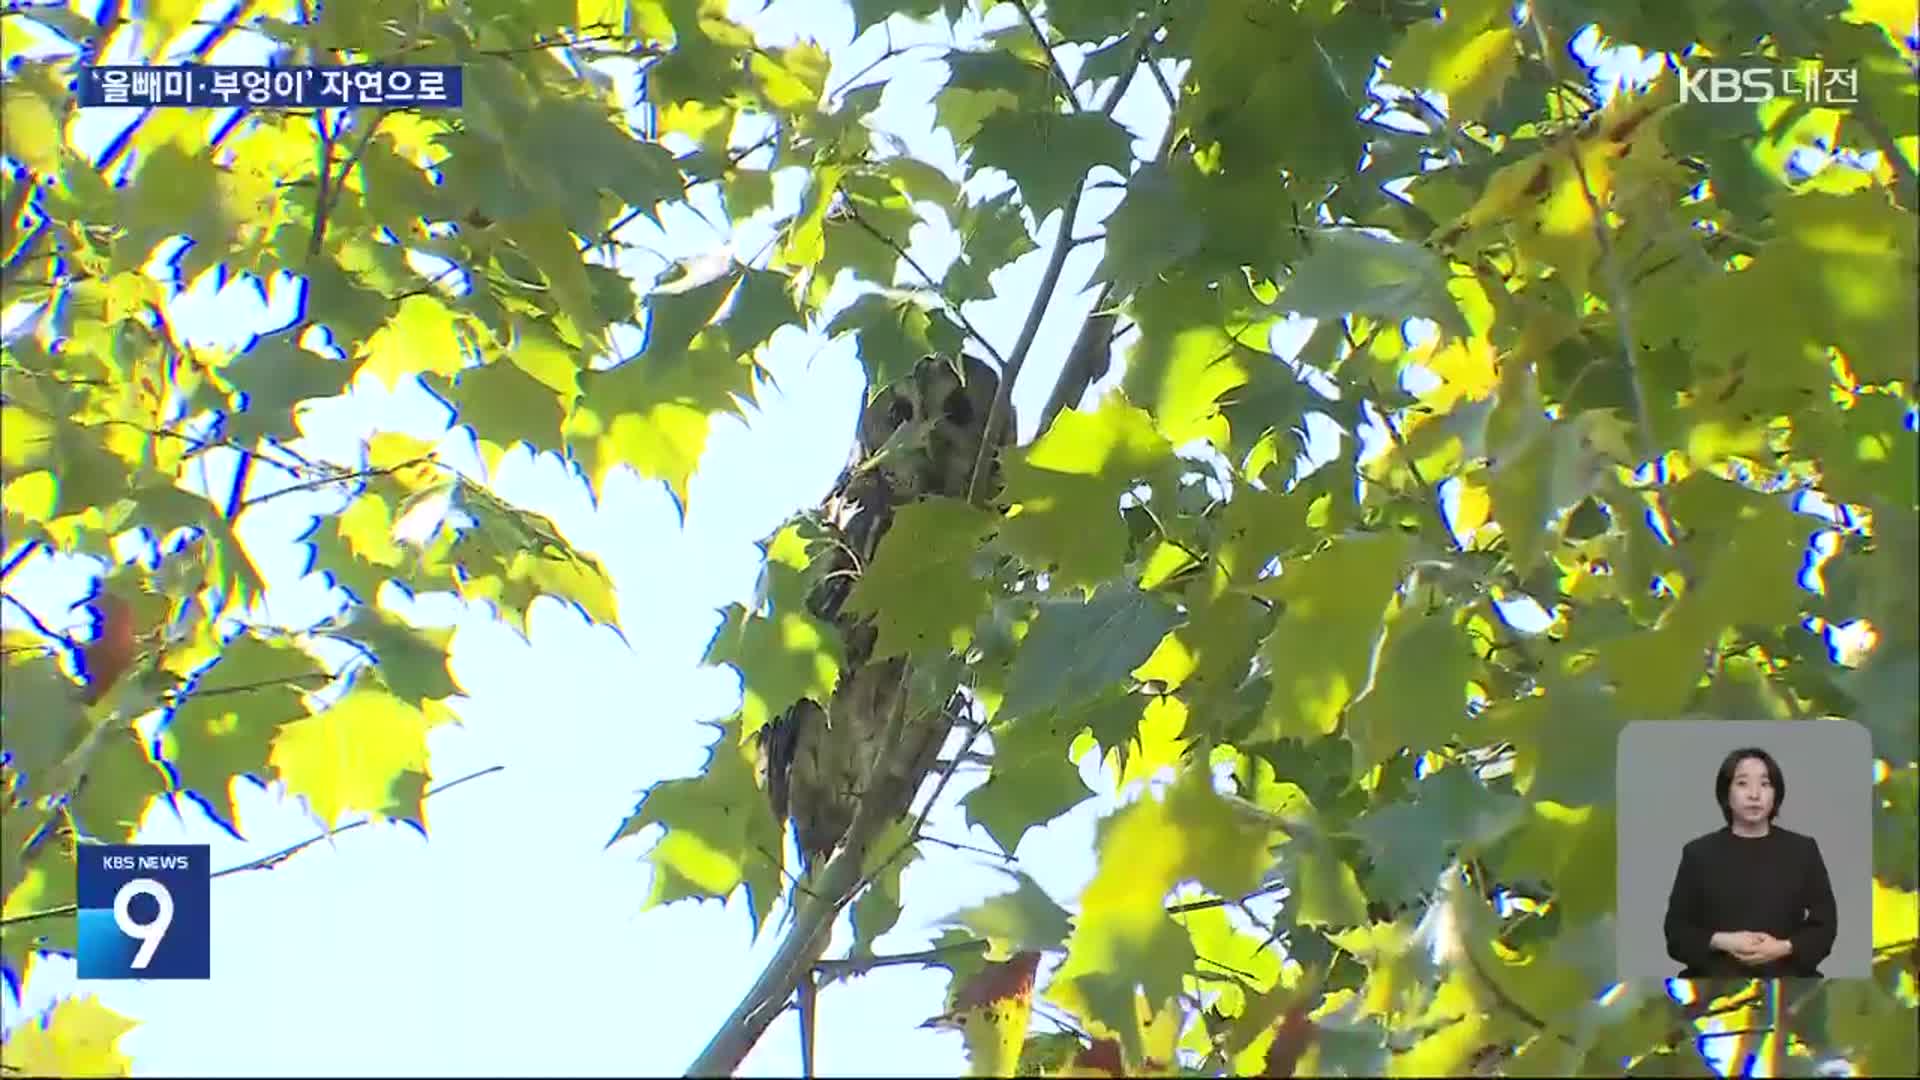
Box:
[964,25,1152,503]
[0,765,505,930]
[1007,0,1081,110]
[235,456,436,512]
[844,205,1009,370]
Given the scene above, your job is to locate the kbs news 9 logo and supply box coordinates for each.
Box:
[76,844,211,980]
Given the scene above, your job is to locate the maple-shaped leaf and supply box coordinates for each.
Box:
[0,803,78,987]
[327,603,459,707]
[925,950,1043,1077]
[970,111,1133,222]
[608,715,783,934]
[0,647,87,785]
[161,633,330,829]
[827,293,966,398]
[941,869,1074,957]
[1275,228,1469,341]
[1251,532,1413,741]
[961,708,1095,854]
[67,728,170,844]
[0,994,139,1077]
[1385,0,1521,125]
[267,684,435,829]
[704,525,845,741]
[220,330,352,444]
[1343,608,1472,774]
[1352,764,1524,906]
[999,395,1179,588]
[999,585,1177,721]
[356,293,474,391]
[844,496,1000,662]
[1093,163,1207,299]
[1594,474,1812,716]
[425,351,573,468]
[1487,799,1617,924]
[1047,766,1273,1066]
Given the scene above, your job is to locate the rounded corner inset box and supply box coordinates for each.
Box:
[75,843,213,981]
[1612,719,1876,984]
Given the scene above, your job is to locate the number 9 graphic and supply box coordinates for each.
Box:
[112,878,174,970]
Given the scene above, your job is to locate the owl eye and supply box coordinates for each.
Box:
[887,396,915,428]
[942,388,975,427]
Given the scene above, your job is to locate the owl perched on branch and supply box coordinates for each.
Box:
[757,353,1011,880]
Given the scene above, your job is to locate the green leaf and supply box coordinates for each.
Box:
[68,728,170,844]
[942,868,1074,955]
[0,649,86,785]
[334,606,459,706]
[970,111,1134,221]
[1480,675,1626,808]
[850,0,962,35]
[427,356,571,461]
[1385,0,1521,125]
[0,812,77,979]
[1344,609,1472,773]
[1252,532,1412,742]
[1594,475,1811,715]
[947,191,1036,305]
[1351,763,1524,906]
[1047,766,1273,1065]
[962,709,1095,853]
[998,394,1179,588]
[826,293,966,396]
[356,293,473,391]
[1093,164,1206,298]
[267,684,433,829]
[0,66,64,174]
[1276,229,1469,341]
[162,633,329,828]
[222,332,353,444]
[850,819,916,960]
[844,497,1000,662]
[609,715,783,933]
[1488,799,1616,924]
[999,585,1177,721]
[704,525,845,741]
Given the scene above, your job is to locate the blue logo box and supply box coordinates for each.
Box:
[76,844,211,980]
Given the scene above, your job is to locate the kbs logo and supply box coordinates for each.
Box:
[1678,65,1860,106]
[76,844,211,979]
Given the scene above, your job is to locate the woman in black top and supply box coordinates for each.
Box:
[1662,747,1838,978]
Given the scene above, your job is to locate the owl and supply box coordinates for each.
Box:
[758,353,1011,880]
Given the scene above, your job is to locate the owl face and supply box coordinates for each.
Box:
[856,354,1009,502]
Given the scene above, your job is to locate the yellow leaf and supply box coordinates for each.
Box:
[1871,878,1918,950]
[269,687,431,828]
[0,76,62,174]
[0,996,138,1078]
[365,432,441,491]
[1386,0,1520,123]
[358,294,470,390]
[2,470,57,523]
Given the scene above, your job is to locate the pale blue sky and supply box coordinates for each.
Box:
[1,2,1851,1075]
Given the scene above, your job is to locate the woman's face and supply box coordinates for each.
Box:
[1729,756,1776,826]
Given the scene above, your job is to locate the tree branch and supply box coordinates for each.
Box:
[0,765,505,930]
[844,204,1009,370]
[1007,0,1081,110]
[964,26,1152,504]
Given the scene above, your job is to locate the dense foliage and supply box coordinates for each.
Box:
[2,0,1916,1075]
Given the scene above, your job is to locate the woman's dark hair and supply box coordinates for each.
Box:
[1714,747,1786,825]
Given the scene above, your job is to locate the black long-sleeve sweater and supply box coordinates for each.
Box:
[1662,825,1837,978]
